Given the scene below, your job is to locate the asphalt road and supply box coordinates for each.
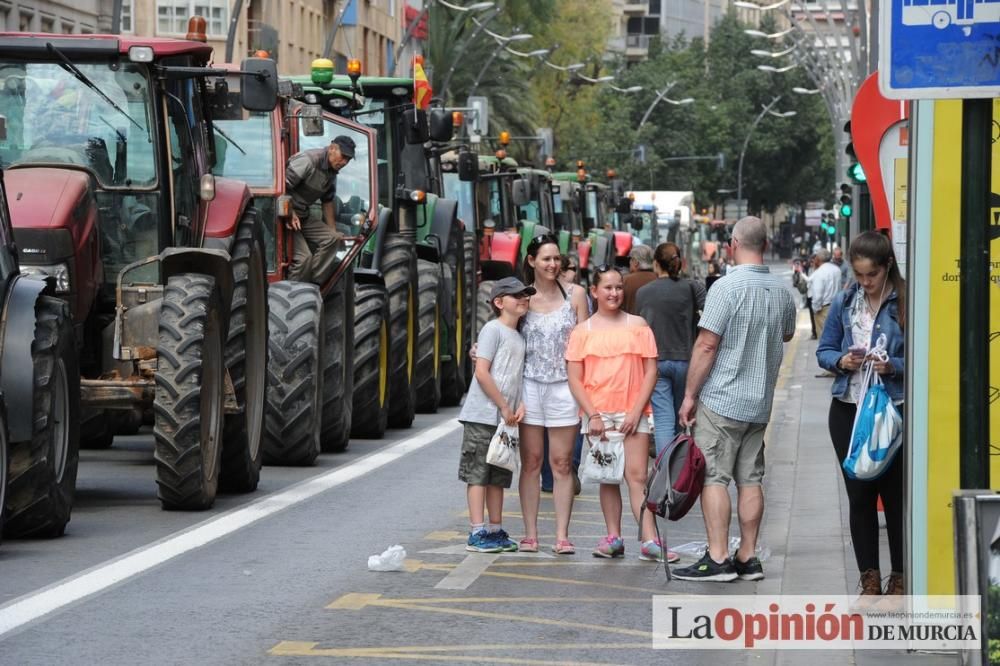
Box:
[0,399,766,665]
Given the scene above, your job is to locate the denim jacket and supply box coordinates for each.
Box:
[815,286,904,402]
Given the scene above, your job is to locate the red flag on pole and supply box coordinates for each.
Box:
[413,61,432,110]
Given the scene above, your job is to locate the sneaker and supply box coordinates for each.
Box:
[733,556,765,581]
[639,540,681,563]
[592,535,625,558]
[466,529,502,553]
[493,529,518,552]
[671,553,738,582]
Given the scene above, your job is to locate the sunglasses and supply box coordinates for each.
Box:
[593,263,623,275]
[528,234,559,249]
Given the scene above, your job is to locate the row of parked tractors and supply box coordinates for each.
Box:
[0,22,649,546]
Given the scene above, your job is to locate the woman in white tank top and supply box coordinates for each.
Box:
[517,235,590,554]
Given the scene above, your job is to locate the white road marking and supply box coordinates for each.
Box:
[0,419,462,640]
[435,553,500,590]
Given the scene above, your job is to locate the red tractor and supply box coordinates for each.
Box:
[207,67,385,453]
[0,27,277,509]
[0,128,80,541]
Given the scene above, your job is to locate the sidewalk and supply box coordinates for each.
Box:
[756,310,952,665]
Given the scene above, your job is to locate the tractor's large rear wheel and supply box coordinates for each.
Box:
[153,274,225,510]
[383,234,417,428]
[221,213,268,492]
[351,282,390,438]
[414,259,442,413]
[440,227,469,406]
[476,279,495,336]
[321,266,355,452]
[462,232,476,390]
[4,296,79,537]
[262,281,323,466]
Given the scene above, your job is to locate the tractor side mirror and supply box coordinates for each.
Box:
[616,198,632,214]
[511,180,530,207]
[458,152,478,182]
[629,214,643,232]
[428,108,453,142]
[300,104,324,136]
[240,57,278,112]
[404,109,429,145]
[0,115,7,141]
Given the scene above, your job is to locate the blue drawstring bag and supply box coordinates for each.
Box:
[843,337,902,480]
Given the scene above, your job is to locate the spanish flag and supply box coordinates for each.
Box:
[413,62,432,110]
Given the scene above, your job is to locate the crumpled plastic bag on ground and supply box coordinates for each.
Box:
[670,537,771,562]
[367,544,407,571]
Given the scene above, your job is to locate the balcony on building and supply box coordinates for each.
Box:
[625,33,650,60]
[623,0,649,14]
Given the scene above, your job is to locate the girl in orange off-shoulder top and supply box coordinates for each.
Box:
[566,266,662,562]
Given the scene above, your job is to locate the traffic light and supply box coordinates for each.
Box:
[839,183,853,218]
[844,121,866,184]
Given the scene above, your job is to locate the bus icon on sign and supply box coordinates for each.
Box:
[902,0,999,33]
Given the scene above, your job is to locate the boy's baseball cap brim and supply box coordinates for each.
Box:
[488,277,536,301]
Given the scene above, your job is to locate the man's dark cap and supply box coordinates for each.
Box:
[331,135,355,158]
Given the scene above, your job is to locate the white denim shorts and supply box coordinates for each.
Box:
[521,378,581,428]
[580,411,652,435]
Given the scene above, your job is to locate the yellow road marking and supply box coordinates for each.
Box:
[399,562,668,593]
[269,640,645,664]
[424,530,466,541]
[327,593,649,608]
[457,510,606,517]
[402,559,424,572]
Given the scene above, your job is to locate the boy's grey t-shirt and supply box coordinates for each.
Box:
[458,319,525,426]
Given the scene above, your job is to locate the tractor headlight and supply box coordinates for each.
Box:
[20,263,71,293]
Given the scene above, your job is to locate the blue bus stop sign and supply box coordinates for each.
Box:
[880,0,1000,98]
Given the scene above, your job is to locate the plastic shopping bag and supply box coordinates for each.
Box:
[485,423,520,473]
[843,365,902,481]
[579,431,626,484]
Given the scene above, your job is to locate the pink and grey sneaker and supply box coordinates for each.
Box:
[639,539,680,563]
[592,535,625,558]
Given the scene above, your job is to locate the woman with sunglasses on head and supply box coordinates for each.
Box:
[517,235,590,554]
[566,266,660,561]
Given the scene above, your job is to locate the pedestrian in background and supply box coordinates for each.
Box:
[623,244,656,314]
[566,266,662,562]
[517,235,590,555]
[832,246,854,290]
[674,216,796,582]
[808,248,842,336]
[816,231,906,598]
[560,255,579,287]
[457,277,534,553]
[636,242,706,457]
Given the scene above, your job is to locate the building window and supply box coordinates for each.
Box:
[648,0,661,15]
[40,16,54,33]
[19,11,33,32]
[157,0,227,36]
[388,0,395,17]
[121,0,134,33]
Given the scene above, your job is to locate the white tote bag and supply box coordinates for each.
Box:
[485,423,520,473]
[579,431,626,484]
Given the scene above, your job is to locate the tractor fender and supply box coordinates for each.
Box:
[159,247,234,337]
[354,266,385,288]
[577,240,591,271]
[430,197,457,258]
[203,177,252,243]
[484,230,520,276]
[613,231,633,258]
[0,275,47,441]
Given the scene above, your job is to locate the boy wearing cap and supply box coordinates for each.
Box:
[457,277,534,553]
[284,135,355,285]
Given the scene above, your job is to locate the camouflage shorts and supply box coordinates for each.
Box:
[458,422,514,488]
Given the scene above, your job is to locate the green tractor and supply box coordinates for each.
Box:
[289,61,470,415]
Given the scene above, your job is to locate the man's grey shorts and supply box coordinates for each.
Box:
[458,422,514,488]
[694,404,766,487]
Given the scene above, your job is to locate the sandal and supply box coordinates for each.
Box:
[518,537,539,553]
[551,539,576,555]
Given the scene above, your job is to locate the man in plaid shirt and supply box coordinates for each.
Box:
[674,216,796,583]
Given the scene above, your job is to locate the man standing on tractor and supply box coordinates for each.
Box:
[284,135,355,284]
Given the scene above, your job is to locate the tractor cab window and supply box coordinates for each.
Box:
[0,60,155,187]
[297,119,373,236]
[164,77,201,245]
[352,98,390,209]
[207,77,275,188]
[443,172,474,229]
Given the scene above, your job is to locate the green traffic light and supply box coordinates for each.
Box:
[840,203,853,217]
[847,162,866,183]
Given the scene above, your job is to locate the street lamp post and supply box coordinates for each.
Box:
[637,84,694,131]
[390,0,495,76]
[468,31,533,97]
[736,96,796,208]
